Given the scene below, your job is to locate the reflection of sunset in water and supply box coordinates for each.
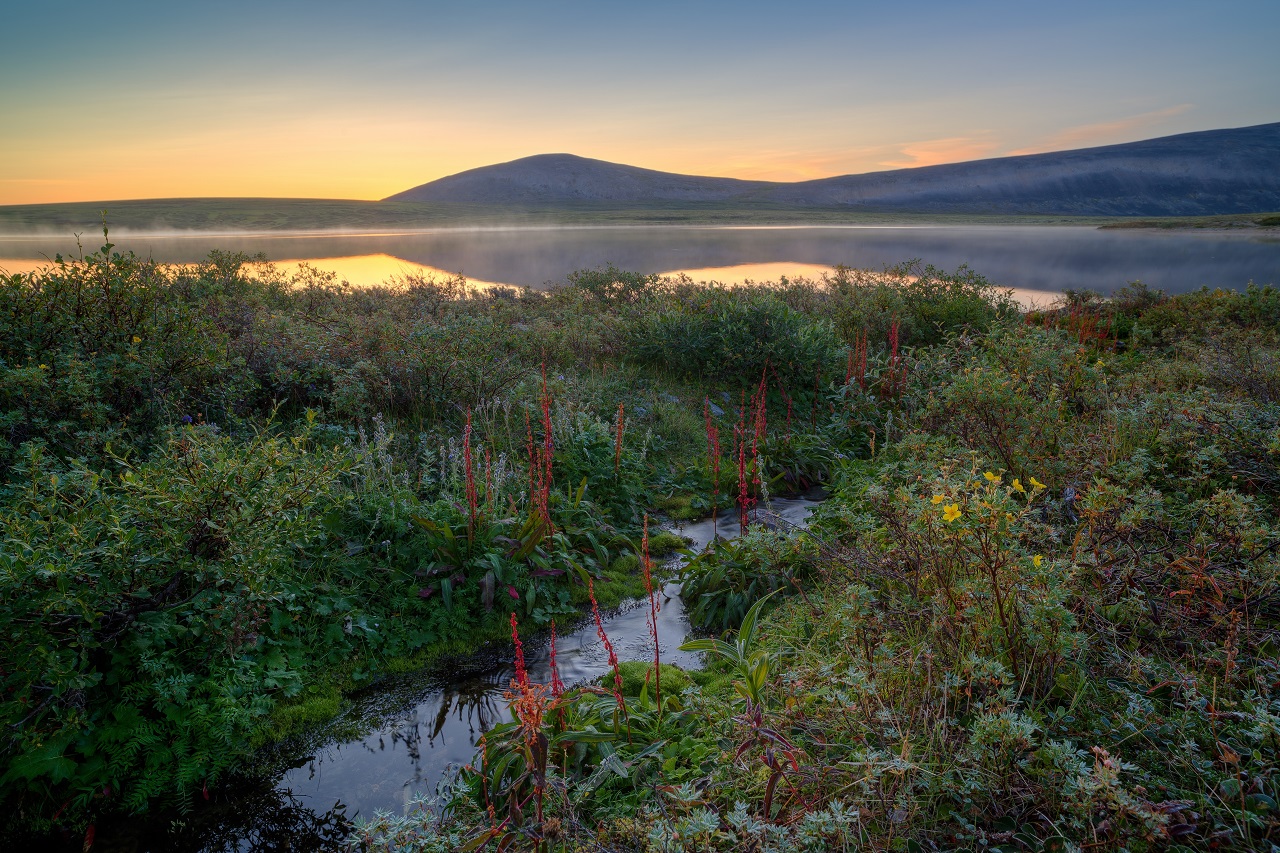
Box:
[0,251,1097,309]
[4,225,1273,307]
[266,254,508,290]
[663,261,1056,307]
[663,261,838,284]
[0,253,511,291]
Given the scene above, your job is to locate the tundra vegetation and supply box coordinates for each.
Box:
[1,230,1278,851]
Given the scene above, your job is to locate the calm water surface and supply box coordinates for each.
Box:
[2,225,1277,303]
[70,500,817,851]
[278,497,818,824]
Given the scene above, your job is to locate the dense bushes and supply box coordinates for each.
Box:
[626,287,841,390]
[1,424,345,819]
[357,282,1280,852]
[21,239,1276,849]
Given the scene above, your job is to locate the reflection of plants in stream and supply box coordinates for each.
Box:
[679,528,817,631]
[443,554,701,851]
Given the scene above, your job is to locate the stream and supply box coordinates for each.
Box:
[69,497,818,851]
[276,496,820,824]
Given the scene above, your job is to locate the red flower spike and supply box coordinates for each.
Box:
[549,620,566,697]
[588,578,627,716]
[509,612,528,688]
[642,516,661,712]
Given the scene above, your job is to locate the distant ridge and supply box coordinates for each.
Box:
[387,123,1280,216]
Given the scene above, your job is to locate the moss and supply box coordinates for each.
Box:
[647,530,687,556]
[611,553,640,575]
[612,661,692,697]
[656,493,700,521]
[688,668,734,695]
[265,688,342,742]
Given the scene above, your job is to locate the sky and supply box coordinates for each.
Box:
[1,0,1277,205]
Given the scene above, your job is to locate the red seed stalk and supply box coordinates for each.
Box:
[735,423,752,533]
[505,612,550,824]
[641,515,661,713]
[549,620,565,698]
[587,577,628,725]
[510,611,528,689]
[614,402,625,476]
[886,318,901,397]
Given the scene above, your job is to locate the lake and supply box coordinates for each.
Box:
[2,225,1277,305]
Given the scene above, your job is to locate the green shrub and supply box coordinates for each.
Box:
[0,422,347,822]
[626,286,840,392]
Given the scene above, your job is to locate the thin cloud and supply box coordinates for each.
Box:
[880,136,1003,170]
[1008,105,1194,155]
[712,146,891,181]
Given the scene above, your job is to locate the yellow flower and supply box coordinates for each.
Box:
[38,363,48,370]
[930,495,945,505]
[132,335,141,344]
[1029,476,1046,490]
[1012,478,1025,493]
[1095,359,1104,368]
[942,503,962,523]
[984,471,1001,484]
[1006,512,1015,522]
[1033,555,1044,568]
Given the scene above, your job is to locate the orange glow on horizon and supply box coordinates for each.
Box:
[0,100,1207,206]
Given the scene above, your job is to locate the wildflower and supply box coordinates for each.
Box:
[1012,478,1025,493]
[38,364,48,370]
[1033,555,1044,568]
[983,471,1001,484]
[942,503,962,523]
[930,494,945,505]
[549,620,566,697]
[132,335,141,344]
[1029,476,1046,490]
[588,578,626,710]
[1095,359,1104,368]
[509,612,528,689]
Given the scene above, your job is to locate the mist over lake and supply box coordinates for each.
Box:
[3,224,1276,301]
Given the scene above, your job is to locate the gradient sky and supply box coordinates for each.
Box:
[2,0,1277,204]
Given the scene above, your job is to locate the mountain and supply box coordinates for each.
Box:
[387,153,779,204]
[387,123,1280,216]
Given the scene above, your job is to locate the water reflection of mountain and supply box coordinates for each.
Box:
[3,226,1277,295]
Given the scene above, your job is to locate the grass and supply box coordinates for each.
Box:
[1098,212,1280,230]
[0,196,1145,234]
[5,245,1280,850]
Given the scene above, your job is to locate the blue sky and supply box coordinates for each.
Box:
[1,0,1276,202]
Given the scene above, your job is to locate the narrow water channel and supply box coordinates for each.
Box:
[278,496,819,824]
[59,498,818,851]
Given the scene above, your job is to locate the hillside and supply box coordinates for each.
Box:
[388,122,1280,216]
[387,153,778,204]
